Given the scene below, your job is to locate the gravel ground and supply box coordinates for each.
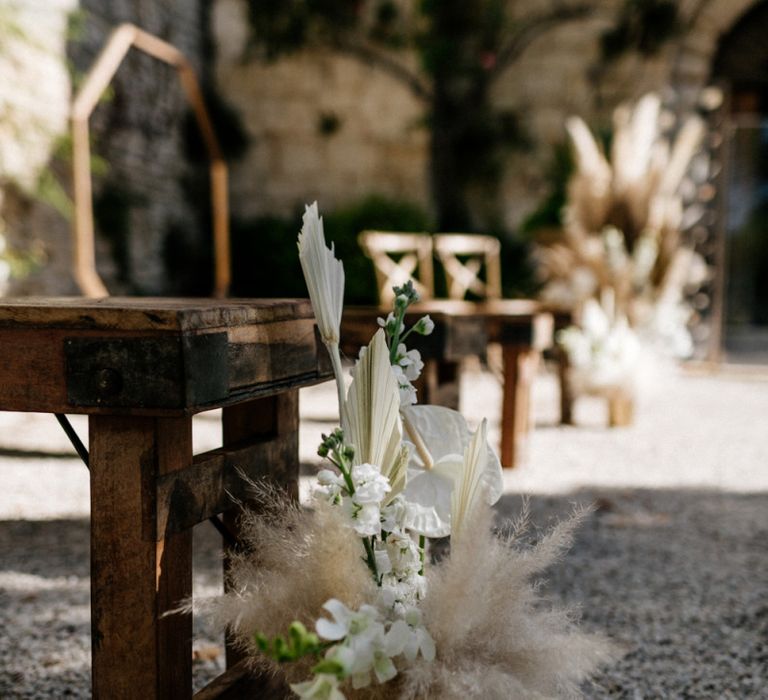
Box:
[0,364,766,697]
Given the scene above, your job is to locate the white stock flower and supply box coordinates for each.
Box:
[317,599,381,641]
[414,315,435,335]
[316,600,414,690]
[290,673,346,700]
[344,500,382,537]
[350,463,391,505]
[315,469,346,503]
[394,609,436,662]
[392,364,418,407]
[396,344,424,382]
[297,202,344,346]
[385,531,421,578]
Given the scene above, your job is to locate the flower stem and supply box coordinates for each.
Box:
[363,536,379,581]
[388,306,408,364]
[326,342,347,429]
[419,535,426,576]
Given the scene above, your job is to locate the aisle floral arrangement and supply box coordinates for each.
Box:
[198,203,614,699]
[558,294,640,399]
[538,92,710,388]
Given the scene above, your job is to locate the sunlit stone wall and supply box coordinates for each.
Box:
[212,0,759,231]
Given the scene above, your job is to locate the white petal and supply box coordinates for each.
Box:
[344,330,405,498]
[402,405,502,507]
[451,419,490,541]
[297,202,344,346]
[316,618,347,641]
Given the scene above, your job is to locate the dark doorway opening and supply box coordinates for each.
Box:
[712,1,768,363]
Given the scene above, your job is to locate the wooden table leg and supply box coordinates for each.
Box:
[221,391,300,667]
[500,346,537,468]
[557,346,574,425]
[415,359,460,410]
[89,415,193,700]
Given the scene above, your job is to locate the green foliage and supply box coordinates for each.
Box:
[231,194,432,304]
[246,0,361,58]
[519,141,574,237]
[255,621,324,663]
[601,0,680,61]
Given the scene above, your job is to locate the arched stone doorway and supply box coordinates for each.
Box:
[712,1,768,362]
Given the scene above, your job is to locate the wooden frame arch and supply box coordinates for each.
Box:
[71,23,230,297]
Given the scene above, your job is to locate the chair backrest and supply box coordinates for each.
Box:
[433,233,502,300]
[358,231,434,304]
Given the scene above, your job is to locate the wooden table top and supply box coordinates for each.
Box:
[0,297,314,331]
[341,299,553,356]
[0,297,331,415]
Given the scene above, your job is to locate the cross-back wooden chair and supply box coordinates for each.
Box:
[433,233,502,300]
[433,233,505,381]
[358,231,435,304]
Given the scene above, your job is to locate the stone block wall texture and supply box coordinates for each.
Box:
[212,0,429,221]
[211,0,761,231]
[3,0,206,296]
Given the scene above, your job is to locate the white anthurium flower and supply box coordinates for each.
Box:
[399,405,503,537]
[345,330,408,500]
[290,673,346,700]
[297,202,347,424]
[451,419,491,542]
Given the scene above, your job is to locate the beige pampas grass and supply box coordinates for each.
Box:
[193,484,375,685]
[200,484,615,699]
[538,92,707,344]
[390,505,617,699]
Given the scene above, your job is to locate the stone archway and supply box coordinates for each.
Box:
[711,1,768,362]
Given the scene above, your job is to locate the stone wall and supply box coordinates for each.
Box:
[211,0,766,231]
[212,0,429,221]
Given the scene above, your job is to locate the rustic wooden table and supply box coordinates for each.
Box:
[0,298,331,699]
[341,299,553,468]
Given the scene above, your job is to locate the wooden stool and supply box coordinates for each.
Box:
[0,298,330,699]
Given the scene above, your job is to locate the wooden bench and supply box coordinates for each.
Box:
[341,300,553,468]
[0,298,330,699]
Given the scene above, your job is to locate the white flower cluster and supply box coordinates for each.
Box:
[377,313,434,406]
[291,599,435,699]
[559,298,641,393]
[316,463,391,537]
[376,496,427,613]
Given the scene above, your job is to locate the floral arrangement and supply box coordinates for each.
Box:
[558,294,640,398]
[198,203,614,698]
[537,92,710,360]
